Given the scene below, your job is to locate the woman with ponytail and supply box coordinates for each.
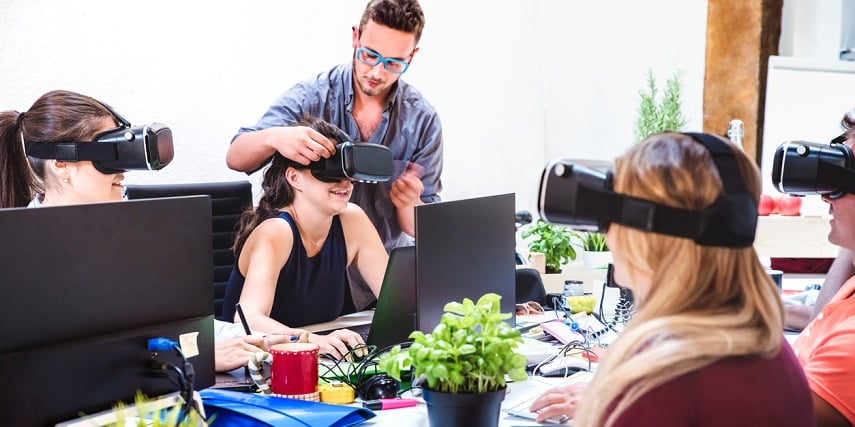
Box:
[221,116,389,360]
[530,133,814,426]
[0,90,124,208]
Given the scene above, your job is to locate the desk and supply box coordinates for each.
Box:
[304,310,375,333]
[354,376,573,426]
[307,312,575,426]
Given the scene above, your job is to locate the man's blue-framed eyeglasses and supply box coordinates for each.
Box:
[354,47,410,74]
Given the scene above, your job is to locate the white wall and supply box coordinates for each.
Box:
[1,0,709,215]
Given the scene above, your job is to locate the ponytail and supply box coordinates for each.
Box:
[0,111,37,208]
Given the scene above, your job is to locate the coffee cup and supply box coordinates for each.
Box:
[248,342,320,401]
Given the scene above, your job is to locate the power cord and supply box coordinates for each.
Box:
[148,337,200,425]
[317,342,411,401]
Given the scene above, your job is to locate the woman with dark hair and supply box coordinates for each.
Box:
[222,116,389,360]
[0,89,123,208]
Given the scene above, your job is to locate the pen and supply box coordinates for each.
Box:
[362,398,418,410]
[235,303,253,336]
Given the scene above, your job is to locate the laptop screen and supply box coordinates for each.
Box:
[366,245,416,351]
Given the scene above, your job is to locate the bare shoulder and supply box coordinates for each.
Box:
[244,216,295,251]
[339,203,370,224]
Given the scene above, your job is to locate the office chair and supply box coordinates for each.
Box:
[515,267,547,306]
[125,180,253,319]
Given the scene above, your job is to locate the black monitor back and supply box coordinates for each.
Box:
[414,193,516,331]
[0,197,216,425]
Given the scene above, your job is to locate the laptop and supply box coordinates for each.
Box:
[315,245,417,351]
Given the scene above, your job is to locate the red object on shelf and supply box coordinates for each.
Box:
[778,195,802,216]
[758,194,776,216]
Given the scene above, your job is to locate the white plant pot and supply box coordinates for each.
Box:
[582,251,612,270]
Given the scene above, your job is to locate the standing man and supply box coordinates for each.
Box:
[226,0,442,259]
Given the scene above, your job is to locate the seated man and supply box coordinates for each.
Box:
[791,110,855,426]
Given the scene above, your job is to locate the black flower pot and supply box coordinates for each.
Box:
[422,387,506,427]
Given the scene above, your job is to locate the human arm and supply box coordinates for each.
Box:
[341,203,389,298]
[784,305,813,331]
[812,392,851,427]
[236,219,367,360]
[528,382,588,423]
[226,126,336,172]
[812,248,855,319]
[784,249,854,331]
[389,162,424,238]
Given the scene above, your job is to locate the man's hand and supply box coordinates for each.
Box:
[271,126,337,165]
[390,162,424,209]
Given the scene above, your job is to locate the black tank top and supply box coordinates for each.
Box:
[221,211,355,327]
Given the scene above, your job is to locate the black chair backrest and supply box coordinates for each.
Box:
[125,181,253,319]
[515,267,547,305]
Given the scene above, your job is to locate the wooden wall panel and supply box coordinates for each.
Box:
[704,0,782,163]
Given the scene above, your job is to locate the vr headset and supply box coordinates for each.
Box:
[537,132,757,248]
[24,102,173,174]
[309,141,393,183]
[771,135,855,198]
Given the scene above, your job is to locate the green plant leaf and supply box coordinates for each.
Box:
[522,219,579,272]
[634,68,687,142]
[376,292,527,394]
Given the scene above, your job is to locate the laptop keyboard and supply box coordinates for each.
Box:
[505,370,593,425]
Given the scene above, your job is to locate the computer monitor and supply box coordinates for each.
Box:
[0,197,216,426]
[415,193,517,331]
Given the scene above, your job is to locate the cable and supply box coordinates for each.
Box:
[147,338,201,425]
[316,342,412,401]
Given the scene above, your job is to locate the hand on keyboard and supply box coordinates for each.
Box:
[310,329,367,360]
[527,376,590,424]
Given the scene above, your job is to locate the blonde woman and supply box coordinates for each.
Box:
[530,132,814,426]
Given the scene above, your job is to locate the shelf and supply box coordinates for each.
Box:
[754,215,838,258]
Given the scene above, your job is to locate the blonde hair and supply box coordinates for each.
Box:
[573,133,783,427]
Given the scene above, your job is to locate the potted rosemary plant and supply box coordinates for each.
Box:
[634,69,688,142]
[521,219,578,274]
[378,293,528,427]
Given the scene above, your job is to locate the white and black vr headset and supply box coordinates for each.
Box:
[24,102,173,174]
[537,132,757,248]
[308,141,394,184]
[771,133,855,198]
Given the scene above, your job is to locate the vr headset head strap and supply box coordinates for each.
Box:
[574,132,757,248]
[682,132,757,247]
[25,141,119,162]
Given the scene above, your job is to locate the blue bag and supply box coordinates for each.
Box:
[199,389,375,427]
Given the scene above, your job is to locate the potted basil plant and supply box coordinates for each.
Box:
[521,219,578,274]
[378,293,528,427]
